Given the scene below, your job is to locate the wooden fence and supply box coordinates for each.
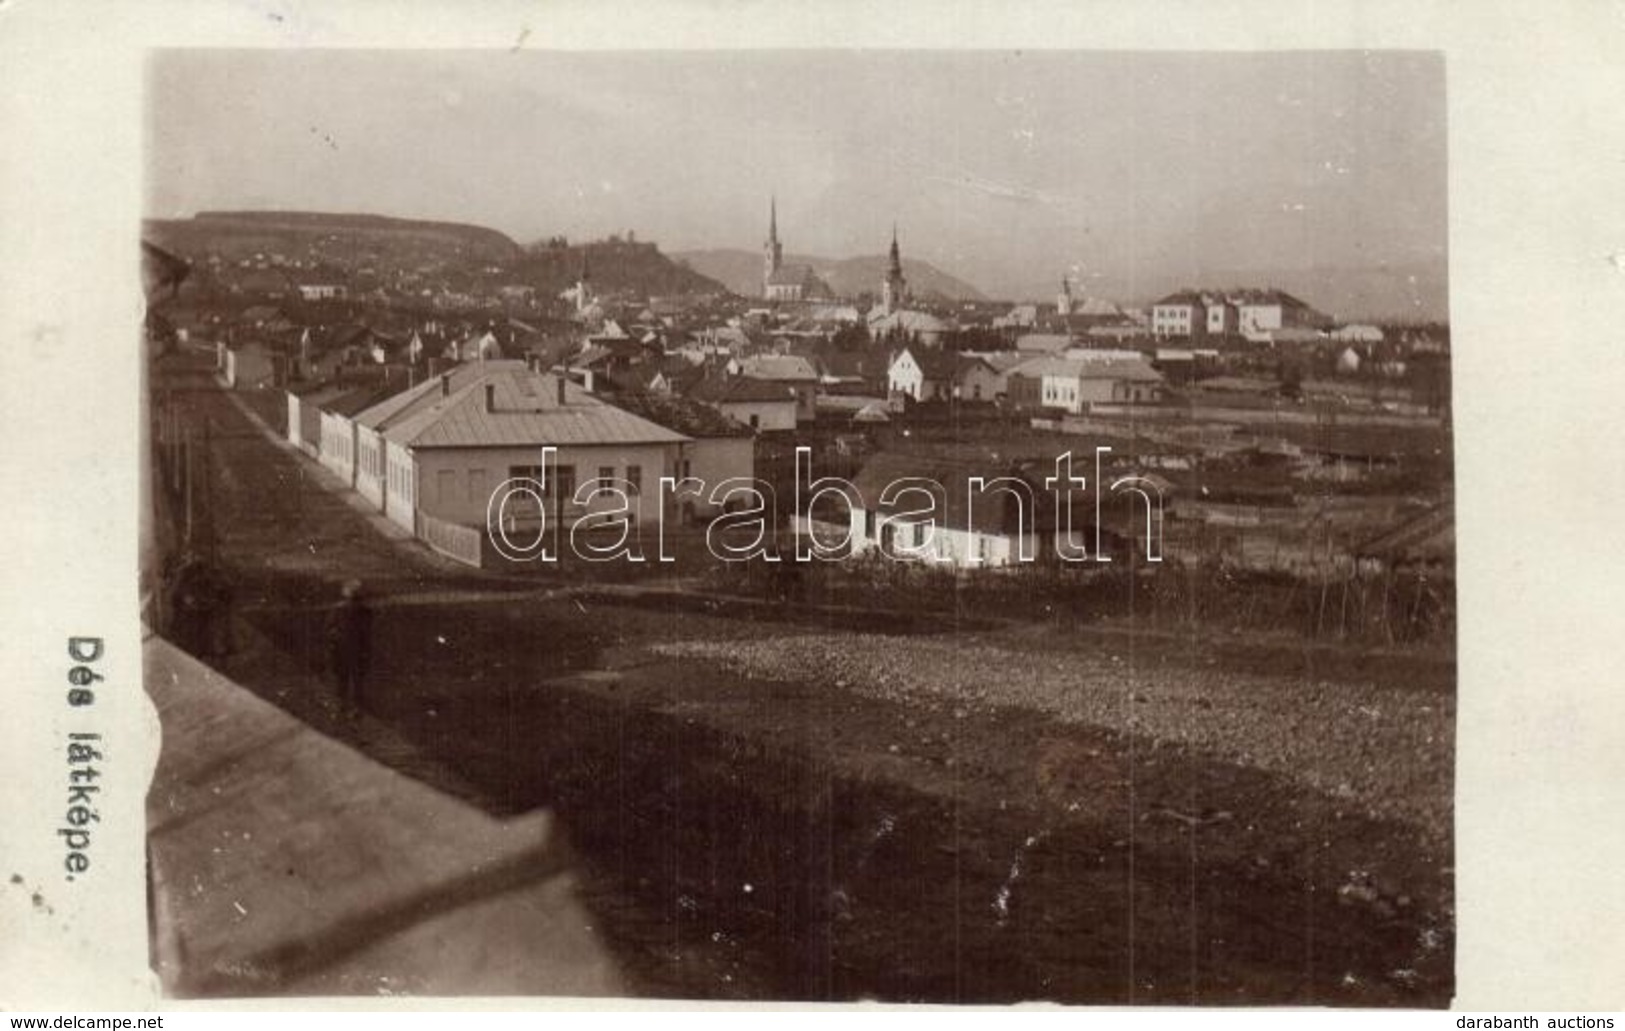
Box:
[416,511,485,568]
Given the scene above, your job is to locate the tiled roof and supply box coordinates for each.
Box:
[912,349,961,380]
[321,383,402,418]
[688,375,799,405]
[608,391,754,439]
[1011,356,1163,382]
[1014,333,1073,353]
[380,368,689,449]
[738,354,818,382]
[1152,290,1209,307]
[980,351,1039,373]
[354,360,527,430]
[869,309,952,334]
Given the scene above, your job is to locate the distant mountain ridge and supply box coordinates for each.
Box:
[672,248,988,303]
[143,211,727,298]
[147,211,523,264]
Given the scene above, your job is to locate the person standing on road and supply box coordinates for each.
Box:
[326,579,373,712]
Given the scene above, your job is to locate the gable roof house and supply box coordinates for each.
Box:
[846,450,1168,568]
[954,351,1035,403]
[887,347,960,403]
[337,360,524,510]
[817,350,891,397]
[687,373,800,433]
[442,328,506,364]
[733,353,820,422]
[350,362,690,539]
[1006,355,1164,414]
[295,323,391,382]
[847,452,1042,568]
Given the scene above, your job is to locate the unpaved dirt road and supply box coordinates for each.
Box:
[154,351,1455,1004]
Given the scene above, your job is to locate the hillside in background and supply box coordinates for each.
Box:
[673,248,988,303]
[143,212,728,300]
[145,211,522,267]
[517,240,728,299]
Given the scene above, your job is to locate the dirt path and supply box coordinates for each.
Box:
[152,355,1456,1005]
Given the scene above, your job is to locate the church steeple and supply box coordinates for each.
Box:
[882,222,907,315]
[763,195,784,299]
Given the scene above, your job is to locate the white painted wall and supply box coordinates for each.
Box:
[713,399,795,433]
[412,442,674,530]
[319,411,356,485]
[355,425,386,509]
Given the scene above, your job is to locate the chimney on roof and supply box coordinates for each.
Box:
[440,373,450,398]
[556,375,566,407]
[485,383,495,413]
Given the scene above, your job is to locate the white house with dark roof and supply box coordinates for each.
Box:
[1006,355,1164,414]
[688,374,799,432]
[887,347,959,402]
[732,353,819,421]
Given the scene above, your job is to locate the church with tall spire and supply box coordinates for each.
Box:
[762,196,783,289]
[881,223,909,314]
[761,196,832,303]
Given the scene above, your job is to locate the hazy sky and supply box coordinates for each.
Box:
[148,49,1445,301]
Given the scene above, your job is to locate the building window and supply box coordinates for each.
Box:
[749,414,760,429]
[555,465,576,505]
[626,464,642,494]
[598,465,614,494]
[509,464,545,488]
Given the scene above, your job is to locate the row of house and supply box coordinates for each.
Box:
[886,345,1165,413]
[1149,288,1332,343]
[836,452,1164,566]
[289,359,756,564]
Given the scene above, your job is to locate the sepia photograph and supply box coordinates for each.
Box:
[131,46,1459,1005]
